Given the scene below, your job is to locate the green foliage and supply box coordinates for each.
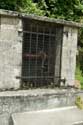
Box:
[0,0,44,15]
[78,29,83,77]
[78,29,83,48]
[0,0,26,11]
[75,96,83,109]
[37,0,83,22]
[19,0,45,15]
[75,66,83,89]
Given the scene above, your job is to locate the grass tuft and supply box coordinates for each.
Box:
[75,66,83,89]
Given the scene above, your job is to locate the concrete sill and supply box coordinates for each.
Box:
[0,89,82,97]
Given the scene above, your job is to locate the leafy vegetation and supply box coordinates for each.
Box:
[75,96,83,109]
[37,0,83,22]
[0,0,24,11]
[0,0,44,15]
[75,66,83,88]
[19,0,45,15]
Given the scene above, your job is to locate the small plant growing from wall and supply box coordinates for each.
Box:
[75,96,83,109]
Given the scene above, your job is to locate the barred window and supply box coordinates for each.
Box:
[22,19,62,88]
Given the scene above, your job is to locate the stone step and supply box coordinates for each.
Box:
[11,106,83,125]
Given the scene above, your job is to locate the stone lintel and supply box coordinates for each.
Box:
[0,9,82,28]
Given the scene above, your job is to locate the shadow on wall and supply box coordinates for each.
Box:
[9,116,13,125]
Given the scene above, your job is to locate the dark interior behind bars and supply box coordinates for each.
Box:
[22,19,62,88]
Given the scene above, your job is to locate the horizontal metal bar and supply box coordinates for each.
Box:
[23,52,48,59]
[23,31,56,37]
[16,76,60,79]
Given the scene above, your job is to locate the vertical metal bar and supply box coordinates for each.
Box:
[54,27,57,85]
[48,29,51,84]
[54,33,57,85]
[59,26,64,85]
[35,25,38,87]
[28,25,32,82]
[41,27,45,86]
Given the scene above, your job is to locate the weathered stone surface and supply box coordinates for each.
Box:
[0,9,81,89]
[0,9,82,28]
[0,89,82,125]
[12,107,83,125]
[0,113,10,125]
[0,16,22,90]
[61,26,78,86]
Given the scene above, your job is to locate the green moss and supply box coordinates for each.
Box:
[75,96,83,109]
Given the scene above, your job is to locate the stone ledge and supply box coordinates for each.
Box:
[0,9,82,28]
[0,89,82,97]
[0,89,82,125]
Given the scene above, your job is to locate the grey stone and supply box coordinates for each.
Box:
[11,107,83,125]
[0,16,22,90]
[0,9,81,89]
[0,113,10,125]
[0,9,82,28]
[61,26,78,86]
[0,9,81,90]
[0,90,82,125]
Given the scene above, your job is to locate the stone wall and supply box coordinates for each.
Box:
[0,11,79,89]
[61,26,78,86]
[0,89,82,125]
[0,16,22,90]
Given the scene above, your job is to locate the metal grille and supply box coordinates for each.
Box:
[22,19,62,88]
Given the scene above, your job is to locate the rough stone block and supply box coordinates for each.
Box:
[0,113,10,125]
[61,26,78,86]
[12,107,83,125]
[0,16,22,90]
